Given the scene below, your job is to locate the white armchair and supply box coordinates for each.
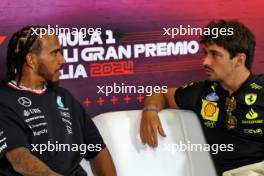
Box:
[81,109,217,176]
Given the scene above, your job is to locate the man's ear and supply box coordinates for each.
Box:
[25,53,37,70]
[235,53,246,67]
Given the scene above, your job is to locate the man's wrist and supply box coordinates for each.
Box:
[49,173,62,176]
[48,171,62,176]
[142,107,160,113]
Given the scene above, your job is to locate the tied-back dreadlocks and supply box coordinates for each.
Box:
[5,26,42,86]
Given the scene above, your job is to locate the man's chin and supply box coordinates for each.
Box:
[206,75,217,81]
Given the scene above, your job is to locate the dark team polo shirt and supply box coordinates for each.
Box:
[175,74,264,175]
[0,82,105,176]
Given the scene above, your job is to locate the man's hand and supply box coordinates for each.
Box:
[90,147,116,176]
[140,111,166,148]
[6,147,62,176]
[139,88,177,148]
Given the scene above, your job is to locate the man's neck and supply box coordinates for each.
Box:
[219,69,250,95]
[15,76,45,91]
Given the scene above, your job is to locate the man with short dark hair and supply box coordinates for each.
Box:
[0,26,116,176]
[140,20,264,175]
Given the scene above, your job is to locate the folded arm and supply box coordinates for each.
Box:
[6,147,61,176]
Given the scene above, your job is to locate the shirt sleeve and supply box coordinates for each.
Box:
[174,81,205,110]
[0,104,29,159]
[79,106,106,160]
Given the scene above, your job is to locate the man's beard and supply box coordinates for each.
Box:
[46,80,59,88]
[37,64,60,88]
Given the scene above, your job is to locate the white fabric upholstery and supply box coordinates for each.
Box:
[81,109,216,176]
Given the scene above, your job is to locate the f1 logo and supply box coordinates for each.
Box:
[0,35,6,45]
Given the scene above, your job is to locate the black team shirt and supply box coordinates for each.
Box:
[175,74,264,175]
[0,82,105,176]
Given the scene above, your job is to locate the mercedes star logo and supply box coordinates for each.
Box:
[18,97,32,107]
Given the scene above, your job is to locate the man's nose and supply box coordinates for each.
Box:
[59,52,66,65]
[202,55,211,66]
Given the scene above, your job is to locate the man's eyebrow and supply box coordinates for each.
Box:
[50,48,61,54]
[208,49,222,55]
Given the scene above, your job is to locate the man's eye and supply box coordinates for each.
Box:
[212,52,220,58]
[52,50,61,56]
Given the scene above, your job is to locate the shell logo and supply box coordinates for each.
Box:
[204,103,217,117]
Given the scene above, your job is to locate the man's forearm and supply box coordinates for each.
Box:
[6,147,61,176]
[144,88,177,110]
[90,148,116,176]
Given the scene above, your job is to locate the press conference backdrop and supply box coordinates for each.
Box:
[0,0,263,116]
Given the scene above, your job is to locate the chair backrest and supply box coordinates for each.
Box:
[81,109,217,176]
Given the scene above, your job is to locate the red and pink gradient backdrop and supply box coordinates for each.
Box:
[0,0,263,116]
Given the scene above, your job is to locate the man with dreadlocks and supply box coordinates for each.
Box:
[0,27,116,176]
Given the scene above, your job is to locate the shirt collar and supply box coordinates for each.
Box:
[213,73,256,96]
[7,80,47,95]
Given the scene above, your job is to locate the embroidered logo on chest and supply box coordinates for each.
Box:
[245,93,257,105]
[201,99,219,122]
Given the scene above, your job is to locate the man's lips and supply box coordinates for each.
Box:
[55,69,61,77]
[204,66,214,74]
[56,66,63,73]
[57,70,61,76]
[204,68,213,72]
[55,65,64,77]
